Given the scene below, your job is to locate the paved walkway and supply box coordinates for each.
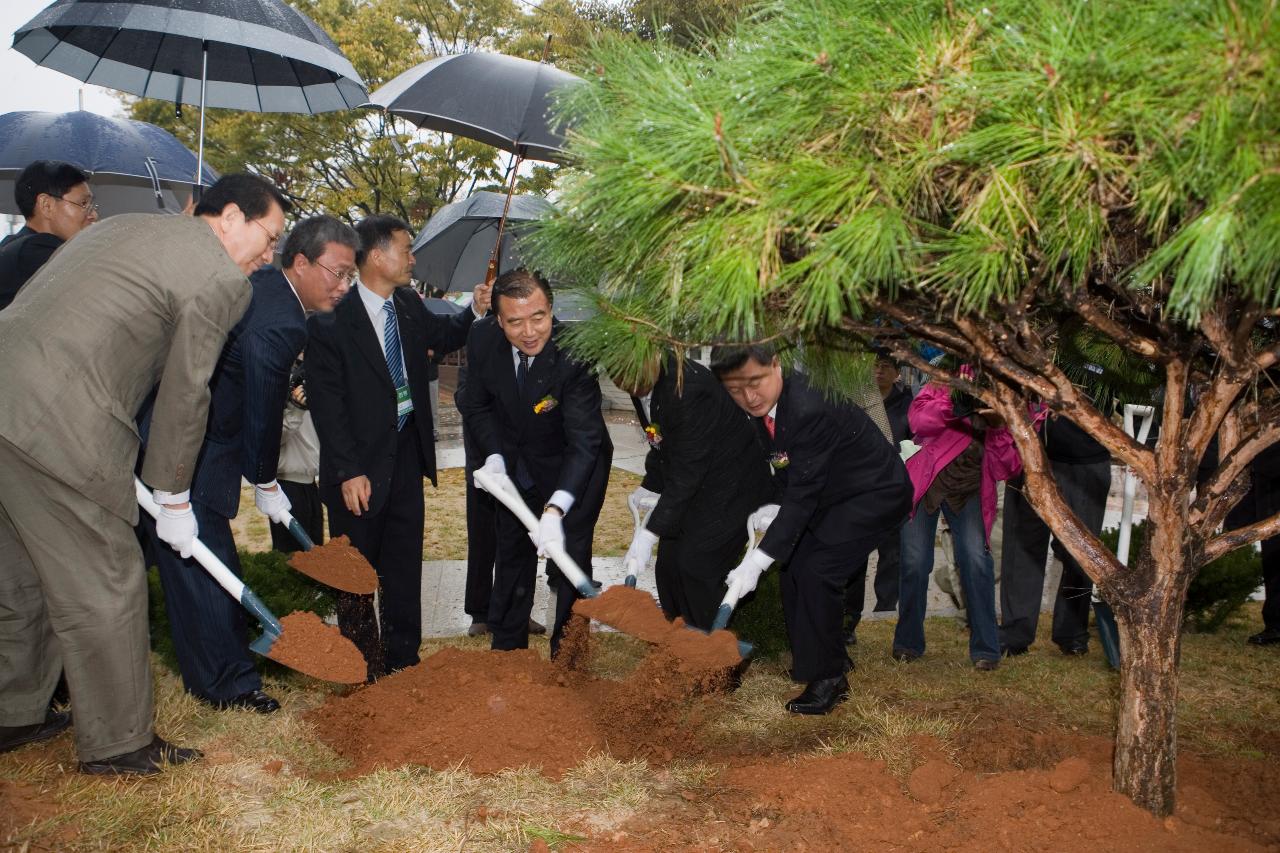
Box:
[419,390,1152,638]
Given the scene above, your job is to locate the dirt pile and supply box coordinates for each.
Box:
[573,585,742,671]
[287,534,379,593]
[269,611,367,684]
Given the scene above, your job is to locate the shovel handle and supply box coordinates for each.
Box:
[134,477,283,638]
[283,513,315,551]
[711,576,748,632]
[474,469,597,598]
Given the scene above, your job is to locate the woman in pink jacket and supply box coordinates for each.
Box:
[892,379,1025,670]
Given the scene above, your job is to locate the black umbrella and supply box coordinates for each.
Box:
[369,49,583,284]
[421,296,463,316]
[13,0,368,181]
[0,110,216,215]
[412,191,553,292]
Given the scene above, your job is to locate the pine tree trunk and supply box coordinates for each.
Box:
[1111,547,1189,817]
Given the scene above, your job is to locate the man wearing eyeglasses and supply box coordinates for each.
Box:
[136,215,358,714]
[0,160,99,310]
[0,173,288,776]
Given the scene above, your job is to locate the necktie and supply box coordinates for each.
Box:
[517,351,529,394]
[764,414,776,439]
[383,300,408,430]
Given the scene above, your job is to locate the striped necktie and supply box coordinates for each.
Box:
[383,299,408,430]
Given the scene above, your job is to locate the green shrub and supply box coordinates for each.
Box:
[730,564,790,660]
[1098,521,1262,633]
[147,549,338,674]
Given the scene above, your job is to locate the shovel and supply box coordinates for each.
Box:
[134,478,366,683]
[623,492,659,588]
[710,514,771,632]
[279,512,380,594]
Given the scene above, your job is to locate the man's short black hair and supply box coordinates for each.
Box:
[14,160,89,218]
[492,268,552,312]
[192,172,291,221]
[354,214,412,267]
[280,215,359,269]
[710,343,778,377]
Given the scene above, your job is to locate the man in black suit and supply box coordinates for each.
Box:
[618,353,771,630]
[0,160,98,309]
[457,270,613,656]
[307,216,489,678]
[712,344,912,715]
[137,214,359,712]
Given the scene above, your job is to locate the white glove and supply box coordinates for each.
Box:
[531,509,565,557]
[748,503,781,535]
[627,486,660,521]
[154,493,198,559]
[254,480,293,525]
[475,454,507,493]
[725,548,774,596]
[623,527,659,578]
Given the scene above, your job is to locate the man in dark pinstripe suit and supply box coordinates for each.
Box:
[138,215,359,712]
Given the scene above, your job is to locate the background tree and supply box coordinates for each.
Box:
[528,0,1280,816]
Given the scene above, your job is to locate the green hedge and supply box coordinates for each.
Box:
[1098,521,1262,633]
[147,549,337,674]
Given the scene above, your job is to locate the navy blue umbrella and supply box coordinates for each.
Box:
[0,110,216,215]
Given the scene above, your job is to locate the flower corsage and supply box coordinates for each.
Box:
[534,395,559,414]
[644,423,663,447]
[769,451,790,470]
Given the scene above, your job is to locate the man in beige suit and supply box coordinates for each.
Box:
[0,173,289,775]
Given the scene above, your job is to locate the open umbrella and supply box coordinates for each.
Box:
[0,110,216,215]
[412,191,553,292]
[369,50,582,283]
[12,0,368,182]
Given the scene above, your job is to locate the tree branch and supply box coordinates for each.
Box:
[1204,509,1280,563]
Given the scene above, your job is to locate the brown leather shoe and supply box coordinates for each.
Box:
[467,620,488,637]
[79,736,202,777]
[0,709,71,754]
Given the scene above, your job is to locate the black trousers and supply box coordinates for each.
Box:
[782,528,880,682]
[324,423,426,678]
[843,522,903,629]
[654,529,746,632]
[1226,470,1280,631]
[999,461,1110,651]
[139,503,261,703]
[461,418,496,621]
[490,486,596,657]
[268,478,323,554]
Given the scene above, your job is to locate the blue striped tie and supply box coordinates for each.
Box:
[383,299,408,430]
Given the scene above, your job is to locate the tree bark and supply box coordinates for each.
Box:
[1111,540,1193,817]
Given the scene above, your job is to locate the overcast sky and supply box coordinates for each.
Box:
[1,0,124,117]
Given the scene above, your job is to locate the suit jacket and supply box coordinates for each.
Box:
[0,225,34,248]
[139,267,307,519]
[0,230,64,311]
[0,214,250,521]
[307,284,473,515]
[641,356,771,548]
[458,317,612,510]
[759,371,913,563]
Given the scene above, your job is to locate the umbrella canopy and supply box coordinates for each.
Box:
[0,110,216,215]
[13,0,368,113]
[422,296,463,316]
[412,191,553,292]
[369,52,584,162]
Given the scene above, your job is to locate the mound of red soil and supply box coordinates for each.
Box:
[287,535,379,594]
[573,586,742,671]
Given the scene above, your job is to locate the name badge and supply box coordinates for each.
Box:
[396,384,414,418]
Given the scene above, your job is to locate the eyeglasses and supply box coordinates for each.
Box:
[249,217,281,250]
[58,194,98,215]
[314,259,357,284]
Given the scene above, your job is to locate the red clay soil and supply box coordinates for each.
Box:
[573,585,742,671]
[287,535,379,594]
[268,611,367,684]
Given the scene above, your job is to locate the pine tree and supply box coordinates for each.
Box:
[529,0,1280,816]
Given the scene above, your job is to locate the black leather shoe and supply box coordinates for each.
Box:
[1002,645,1029,657]
[0,709,71,754]
[215,689,281,714]
[1248,626,1280,646]
[79,736,202,776]
[1058,643,1089,656]
[785,675,850,715]
[467,620,489,637]
[527,618,547,635]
